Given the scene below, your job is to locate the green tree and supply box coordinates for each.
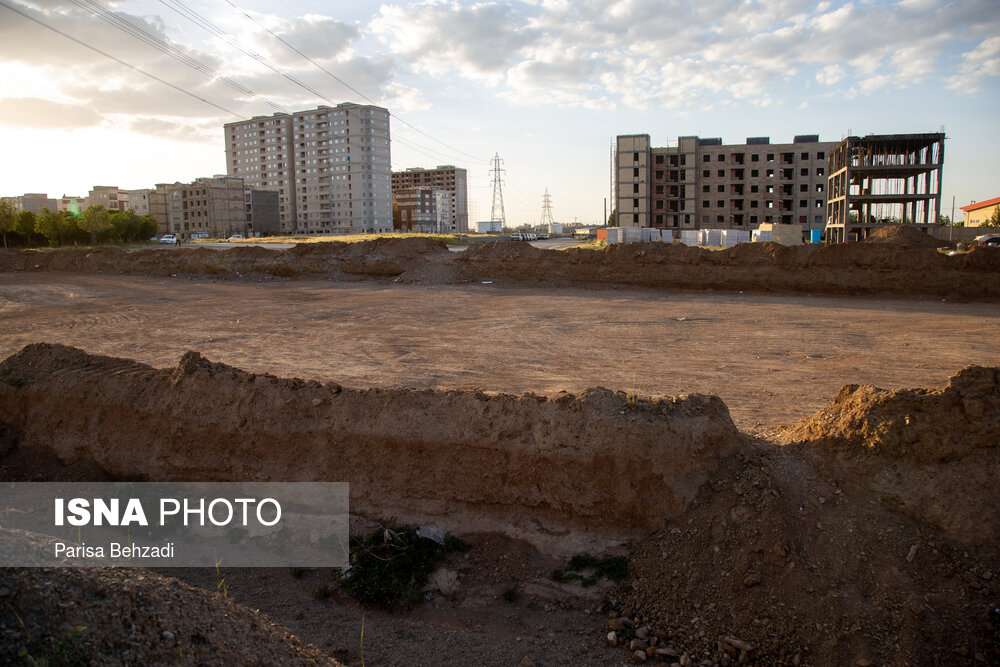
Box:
[34,208,72,247]
[79,205,111,245]
[607,209,617,227]
[0,200,16,249]
[937,214,951,226]
[991,206,1000,227]
[15,210,37,243]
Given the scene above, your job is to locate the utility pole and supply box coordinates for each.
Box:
[489,153,507,228]
[540,188,555,228]
[950,195,955,242]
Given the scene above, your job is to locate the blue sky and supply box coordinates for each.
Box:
[0,0,997,226]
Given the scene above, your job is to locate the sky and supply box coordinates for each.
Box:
[0,0,997,227]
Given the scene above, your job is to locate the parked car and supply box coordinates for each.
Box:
[158,234,177,244]
[537,233,550,240]
[510,233,524,241]
[975,234,1000,248]
[228,234,245,241]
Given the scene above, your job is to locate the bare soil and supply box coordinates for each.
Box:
[1,237,999,666]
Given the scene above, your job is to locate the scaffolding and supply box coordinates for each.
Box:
[825,133,944,242]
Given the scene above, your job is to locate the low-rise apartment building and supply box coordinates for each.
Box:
[959,196,1000,227]
[395,187,454,233]
[392,165,468,233]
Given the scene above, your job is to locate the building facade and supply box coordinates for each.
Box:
[391,165,469,233]
[616,134,836,234]
[161,176,246,240]
[246,188,281,236]
[87,186,122,212]
[224,103,392,234]
[960,196,1000,227]
[395,187,454,233]
[0,193,58,214]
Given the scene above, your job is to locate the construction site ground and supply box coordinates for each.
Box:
[1,235,998,666]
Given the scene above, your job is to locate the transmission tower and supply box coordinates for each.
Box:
[489,153,506,227]
[540,188,555,227]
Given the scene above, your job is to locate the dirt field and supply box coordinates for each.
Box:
[1,236,999,666]
[1,272,997,434]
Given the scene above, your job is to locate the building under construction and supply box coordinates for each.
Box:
[825,133,944,242]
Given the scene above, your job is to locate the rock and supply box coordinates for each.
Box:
[608,618,626,632]
[426,567,459,596]
[743,572,762,587]
[633,649,648,663]
[656,646,679,658]
[723,636,752,652]
[630,639,649,652]
[622,616,636,630]
[636,626,649,639]
[518,657,535,667]
[854,660,873,667]
[607,631,618,647]
[161,631,174,641]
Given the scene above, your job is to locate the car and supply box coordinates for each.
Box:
[228,234,245,241]
[158,234,177,244]
[537,233,550,240]
[510,233,524,241]
[975,234,1000,248]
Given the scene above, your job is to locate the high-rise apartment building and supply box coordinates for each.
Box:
[224,103,392,234]
[395,187,455,233]
[616,134,836,234]
[392,166,469,233]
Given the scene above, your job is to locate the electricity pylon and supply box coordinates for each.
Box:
[489,153,506,227]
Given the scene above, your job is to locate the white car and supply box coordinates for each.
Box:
[228,234,245,241]
[158,234,178,244]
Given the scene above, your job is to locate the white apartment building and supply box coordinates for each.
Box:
[224,103,392,234]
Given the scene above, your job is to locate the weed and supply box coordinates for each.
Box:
[290,567,305,578]
[550,553,629,587]
[214,557,227,598]
[313,584,338,600]
[336,526,466,610]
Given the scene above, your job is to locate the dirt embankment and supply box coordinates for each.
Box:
[2,345,998,665]
[0,343,742,555]
[1,232,998,298]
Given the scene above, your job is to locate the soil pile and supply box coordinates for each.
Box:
[623,367,1000,666]
[0,537,337,666]
[0,343,743,555]
[3,235,998,298]
[865,224,950,249]
[784,365,1000,546]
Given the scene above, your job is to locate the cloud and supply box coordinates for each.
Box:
[949,35,1000,91]
[0,97,102,129]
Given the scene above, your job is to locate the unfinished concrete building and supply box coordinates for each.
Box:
[826,133,944,242]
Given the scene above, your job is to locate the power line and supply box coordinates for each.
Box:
[0,0,239,117]
[65,0,287,113]
[219,0,488,165]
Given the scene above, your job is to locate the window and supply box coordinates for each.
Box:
[633,152,639,162]
[816,200,824,208]
[816,183,825,193]
[751,169,759,177]
[717,200,724,207]
[751,154,760,162]
[703,185,710,193]
[816,167,825,176]
[767,153,774,161]
[703,155,710,162]
[817,152,825,160]
[767,169,774,177]
[801,168,808,176]
[751,185,759,193]
[750,200,759,208]
[633,198,639,207]
[801,152,809,160]
[703,170,710,178]
[633,168,639,177]
[718,154,726,161]
[702,200,710,208]
[718,170,725,177]
[717,185,725,192]
[717,215,725,223]
[800,184,808,192]
[799,200,807,208]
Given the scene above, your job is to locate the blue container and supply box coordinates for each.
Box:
[810,229,822,243]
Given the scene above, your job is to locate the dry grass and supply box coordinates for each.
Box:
[194,232,472,246]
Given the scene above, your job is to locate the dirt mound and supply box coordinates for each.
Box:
[865,224,949,249]
[461,240,549,261]
[0,536,337,666]
[783,366,1000,546]
[623,441,999,666]
[0,343,744,556]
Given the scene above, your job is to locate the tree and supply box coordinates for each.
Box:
[79,206,111,245]
[991,206,1000,227]
[35,208,72,247]
[15,210,37,243]
[607,209,617,227]
[937,214,951,226]
[0,200,15,249]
